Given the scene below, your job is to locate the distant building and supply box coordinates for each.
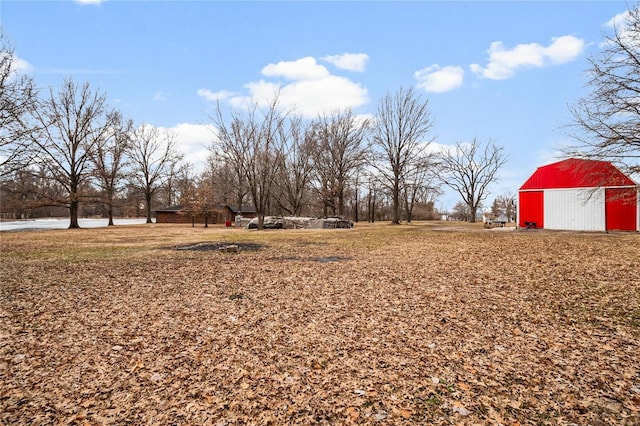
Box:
[482,212,497,224]
[518,158,639,231]
[483,212,507,227]
[154,205,256,225]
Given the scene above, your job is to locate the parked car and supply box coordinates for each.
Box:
[325,216,354,228]
[246,216,284,229]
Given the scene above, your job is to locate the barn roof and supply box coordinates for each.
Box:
[519,158,636,190]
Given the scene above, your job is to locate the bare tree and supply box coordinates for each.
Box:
[159,161,193,208]
[491,192,516,222]
[370,87,434,224]
[312,109,370,217]
[402,155,441,223]
[206,152,249,209]
[565,2,640,175]
[0,31,38,176]
[273,115,315,216]
[0,168,40,219]
[31,78,114,228]
[440,138,508,223]
[91,112,132,226]
[128,124,184,223]
[179,174,219,227]
[352,169,365,222]
[172,163,198,208]
[365,172,383,223]
[451,200,471,222]
[214,97,287,229]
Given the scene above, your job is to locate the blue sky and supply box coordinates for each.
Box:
[0,0,632,210]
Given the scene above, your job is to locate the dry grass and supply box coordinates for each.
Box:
[1,222,639,425]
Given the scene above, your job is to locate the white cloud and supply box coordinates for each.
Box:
[226,76,368,117]
[414,65,464,93]
[544,36,587,64]
[202,55,369,118]
[262,57,329,80]
[424,141,456,156]
[75,0,104,5]
[153,91,167,102]
[14,56,34,74]
[0,52,34,75]
[158,123,216,172]
[277,76,368,116]
[470,35,585,80]
[605,10,631,29]
[322,53,369,72]
[197,88,235,101]
[132,123,215,174]
[603,9,638,49]
[226,80,281,110]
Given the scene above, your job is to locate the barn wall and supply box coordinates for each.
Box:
[604,188,638,231]
[518,191,544,228]
[544,188,605,231]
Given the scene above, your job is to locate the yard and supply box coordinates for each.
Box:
[1,222,638,425]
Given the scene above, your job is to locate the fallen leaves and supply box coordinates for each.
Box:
[0,224,639,424]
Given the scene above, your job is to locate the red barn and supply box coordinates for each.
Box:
[518,158,639,232]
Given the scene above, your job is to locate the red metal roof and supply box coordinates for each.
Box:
[519,158,636,190]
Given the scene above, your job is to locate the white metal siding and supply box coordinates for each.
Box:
[637,188,640,232]
[544,188,605,231]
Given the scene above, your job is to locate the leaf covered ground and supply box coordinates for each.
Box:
[1,222,639,425]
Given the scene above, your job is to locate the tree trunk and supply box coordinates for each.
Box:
[469,205,477,223]
[391,181,401,225]
[371,192,376,223]
[145,191,153,224]
[405,196,413,223]
[354,191,359,223]
[69,180,80,228]
[236,193,243,213]
[106,188,115,226]
[69,199,80,229]
[107,204,114,226]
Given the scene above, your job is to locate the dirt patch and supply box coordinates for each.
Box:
[173,242,266,252]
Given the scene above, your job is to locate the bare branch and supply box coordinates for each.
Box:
[564,2,640,175]
[29,78,112,228]
[370,87,435,224]
[128,124,184,223]
[440,138,508,223]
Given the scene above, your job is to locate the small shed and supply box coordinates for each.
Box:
[518,158,639,232]
[155,205,257,225]
[223,205,257,222]
[154,205,189,224]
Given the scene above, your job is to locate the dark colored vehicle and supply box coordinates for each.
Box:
[325,216,353,228]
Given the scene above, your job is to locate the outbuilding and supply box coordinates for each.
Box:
[518,158,639,232]
[154,205,256,225]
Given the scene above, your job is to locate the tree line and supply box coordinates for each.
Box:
[1,29,509,228]
[3,2,637,229]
